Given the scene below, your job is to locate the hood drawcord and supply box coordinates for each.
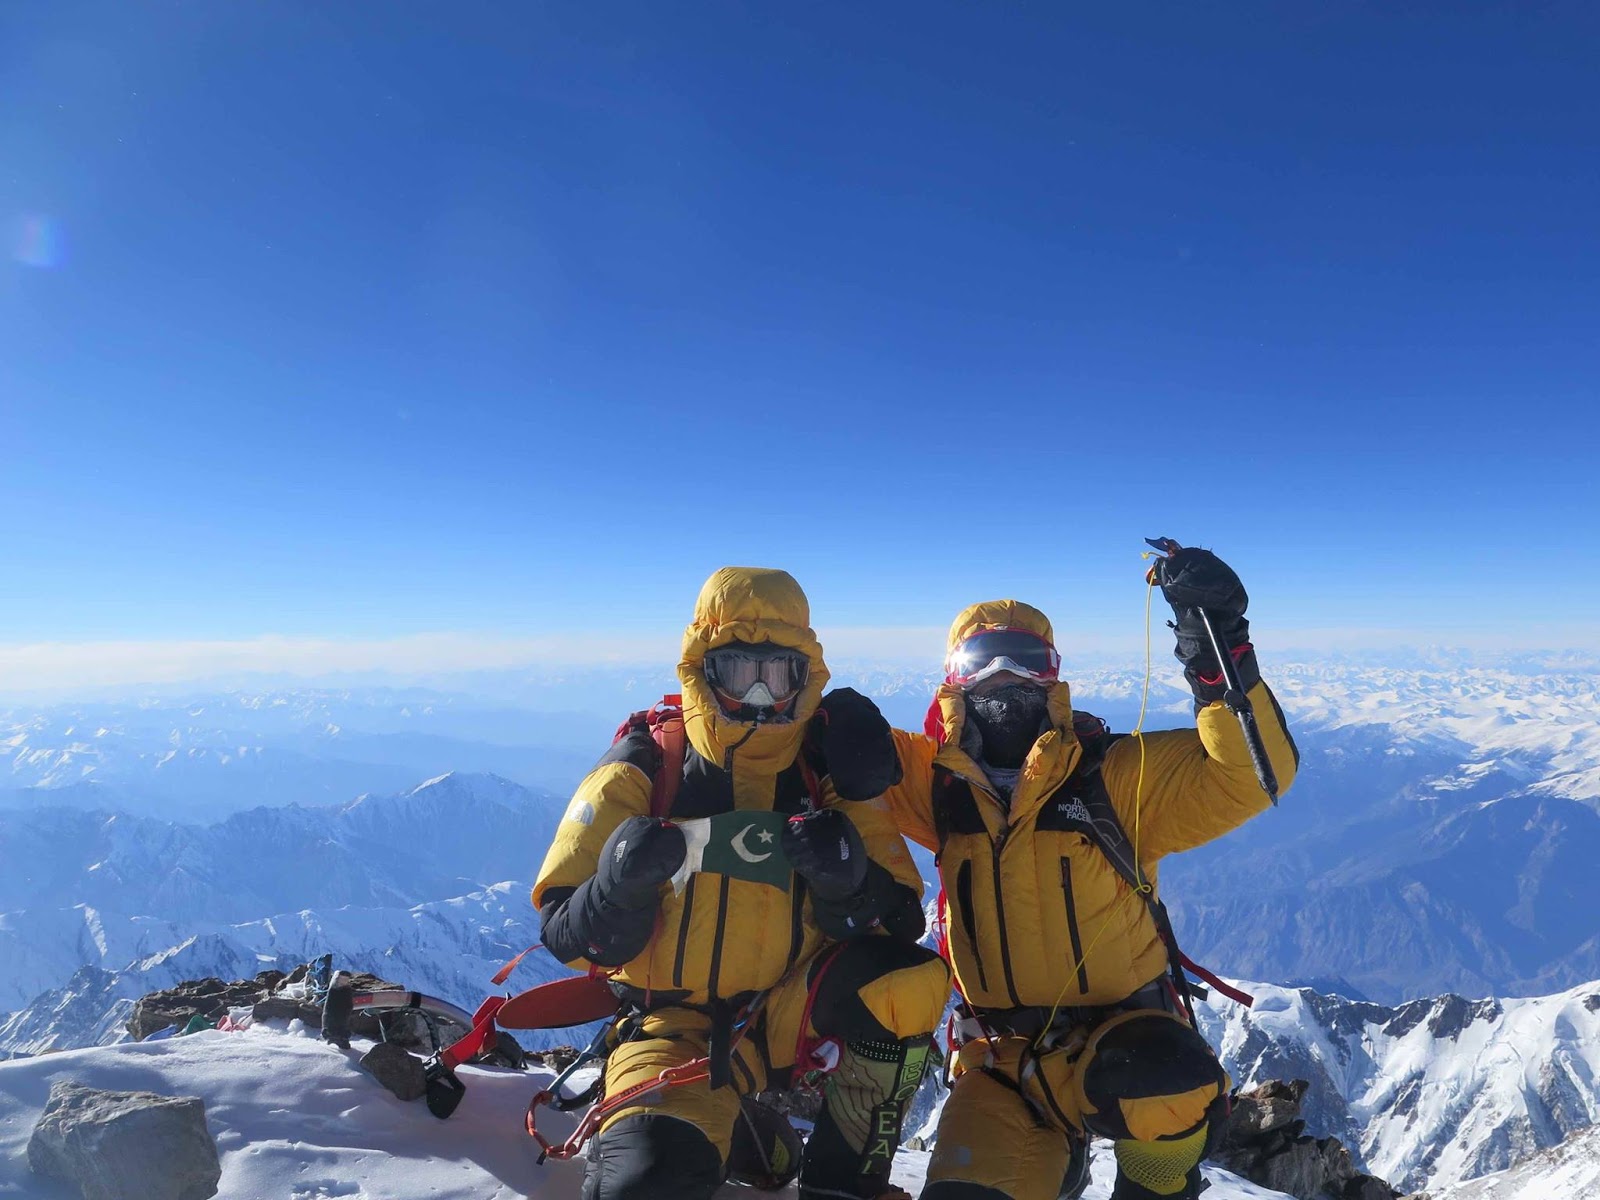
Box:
[722,723,759,774]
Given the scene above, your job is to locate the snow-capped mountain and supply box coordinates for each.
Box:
[1151,664,1600,1004]
[1439,1121,1600,1199]
[6,657,1600,1194]
[1196,978,1600,1194]
[0,773,581,1055]
[0,881,588,1058]
[0,1019,1293,1200]
[1,689,620,818]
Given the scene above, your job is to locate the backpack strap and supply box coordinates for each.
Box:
[1051,738,1254,1017]
[644,696,686,818]
[611,695,687,819]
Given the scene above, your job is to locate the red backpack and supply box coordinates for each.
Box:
[612,695,689,818]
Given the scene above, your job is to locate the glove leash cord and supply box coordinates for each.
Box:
[1132,567,1154,867]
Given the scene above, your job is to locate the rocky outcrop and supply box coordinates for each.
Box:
[27,1080,222,1200]
[130,965,420,1042]
[126,972,284,1041]
[1211,1080,1421,1200]
[1196,978,1600,1192]
[126,966,525,1067]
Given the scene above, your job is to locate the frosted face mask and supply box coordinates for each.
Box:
[965,681,1050,769]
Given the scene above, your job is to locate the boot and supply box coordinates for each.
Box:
[1110,1165,1206,1200]
[797,1036,931,1200]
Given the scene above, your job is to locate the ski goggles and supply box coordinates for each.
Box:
[703,642,811,708]
[944,626,1061,689]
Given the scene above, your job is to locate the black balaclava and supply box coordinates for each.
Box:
[964,682,1049,769]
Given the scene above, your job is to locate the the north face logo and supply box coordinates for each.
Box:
[1055,798,1092,824]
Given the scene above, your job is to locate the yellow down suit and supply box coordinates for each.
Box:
[534,568,949,1200]
[883,600,1300,1200]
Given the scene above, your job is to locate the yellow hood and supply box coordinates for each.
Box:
[936,598,1078,783]
[678,566,830,771]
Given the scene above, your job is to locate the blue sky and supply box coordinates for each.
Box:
[2,2,1597,684]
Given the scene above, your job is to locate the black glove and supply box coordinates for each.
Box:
[781,808,869,900]
[813,687,904,801]
[1153,547,1259,705]
[595,815,686,910]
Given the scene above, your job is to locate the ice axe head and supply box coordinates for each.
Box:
[1143,536,1184,585]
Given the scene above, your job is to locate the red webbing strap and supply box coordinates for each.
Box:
[797,754,824,814]
[648,697,686,818]
[528,990,768,1162]
[438,995,507,1070]
[491,945,541,987]
[1179,953,1255,1008]
[528,1056,710,1161]
[791,943,848,1071]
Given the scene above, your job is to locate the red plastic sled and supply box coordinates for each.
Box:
[497,974,621,1031]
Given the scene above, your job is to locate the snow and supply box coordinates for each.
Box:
[1197,978,1600,1193]
[1440,1121,1600,1199]
[0,1022,1291,1200]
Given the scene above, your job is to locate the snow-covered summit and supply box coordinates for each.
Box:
[0,1019,1291,1200]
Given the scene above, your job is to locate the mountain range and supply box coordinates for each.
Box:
[1195,978,1600,1193]
[4,658,1600,1195]
[0,772,580,1055]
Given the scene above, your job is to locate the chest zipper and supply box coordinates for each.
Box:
[1060,857,1089,995]
[672,876,697,990]
[991,829,1022,1007]
[953,860,989,994]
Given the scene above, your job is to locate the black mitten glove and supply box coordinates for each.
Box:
[782,808,869,899]
[784,808,914,941]
[1153,547,1260,705]
[813,687,904,800]
[595,815,686,909]
[540,815,685,967]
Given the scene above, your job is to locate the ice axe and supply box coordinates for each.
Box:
[1144,536,1279,805]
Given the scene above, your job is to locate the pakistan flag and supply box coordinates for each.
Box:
[669,810,793,893]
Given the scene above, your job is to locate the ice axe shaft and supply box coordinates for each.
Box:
[1145,536,1279,805]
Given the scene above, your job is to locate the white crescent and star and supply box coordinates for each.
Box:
[731,822,775,864]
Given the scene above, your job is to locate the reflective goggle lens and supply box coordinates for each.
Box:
[945,627,1060,687]
[704,645,810,706]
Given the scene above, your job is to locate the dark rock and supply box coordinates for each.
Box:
[1584,993,1600,1014]
[1257,1135,1355,1197]
[250,996,309,1023]
[1425,994,1502,1041]
[1381,998,1434,1041]
[528,1044,585,1072]
[132,969,501,1064]
[126,977,265,1042]
[482,1029,526,1070]
[1231,1092,1303,1138]
[1253,1079,1310,1104]
[361,1042,427,1101]
[1343,1174,1400,1199]
[27,1080,221,1200]
[1211,1078,1404,1200]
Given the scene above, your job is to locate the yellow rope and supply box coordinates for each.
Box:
[1031,556,1160,1048]
[1131,567,1155,890]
